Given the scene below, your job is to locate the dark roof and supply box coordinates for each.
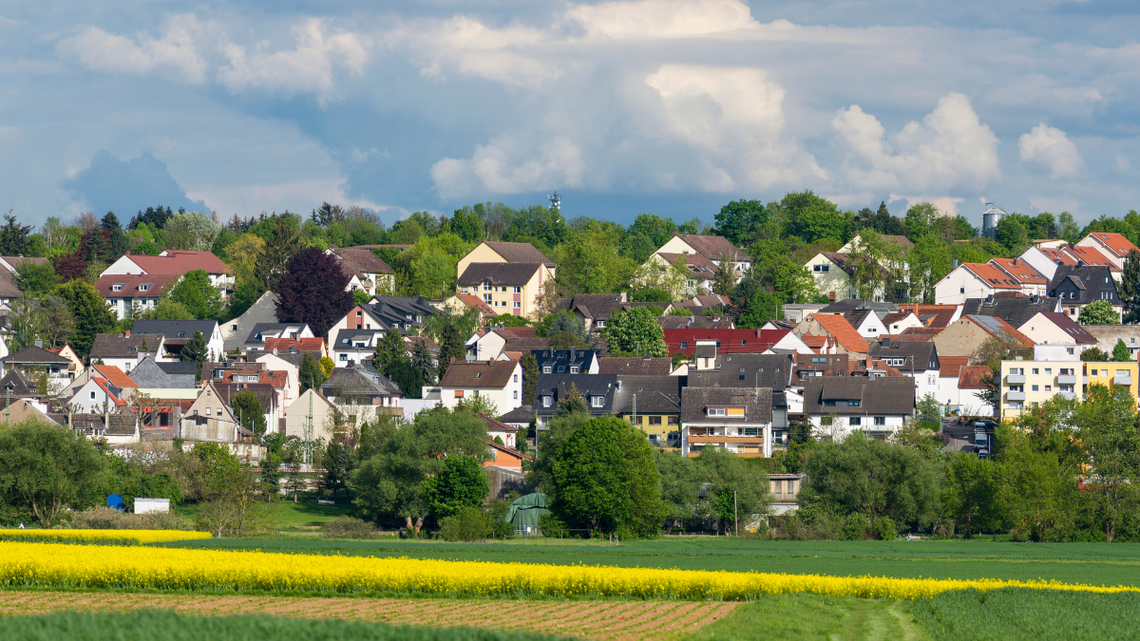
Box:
[794,353,850,379]
[681,387,772,424]
[611,375,682,414]
[457,263,542,286]
[244,322,309,346]
[0,269,22,298]
[961,294,1059,327]
[329,248,394,276]
[212,382,278,412]
[553,294,630,321]
[0,370,37,396]
[869,340,940,371]
[843,309,881,330]
[802,376,916,416]
[51,413,136,436]
[483,241,556,268]
[157,361,198,376]
[321,365,401,396]
[820,299,898,314]
[1047,265,1118,306]
[127,356,196,389]
[656,315,735,330]
[440,359,518,388]
[533,373,618,416]
[597,357,672,375]
[686,353,794,390]
[498,405,536,424]
[1032,311,1097,344]
[2,346,71,365]
[532,349,596,374]
[132,320,217,339]
[670,234,749,262]
[365,297,435,332]
[90,333,164,358]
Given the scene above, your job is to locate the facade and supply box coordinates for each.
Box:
[67,378,128,414]
[680,386,773,458]
[532,349,599,376]
[868,339,940,400]
[180,382,246,444]
[1019,246,1076,282]
[998,360,1082,421]
[326,247,396,296]
[1082,325,1140,360]
[611,375,683,447]
[457,241,557,283]
[933,315,1034,360]
[1017,311,1097,347]
[654,234,750,276]
[96,274,177,319]
[1076,232,1139,270]
[805,252,856,301]
[933,262,1023,305]
[803,376,916,440]
[434,359,524,414]
[241,322,314,352]
[101,251,234,298]
[533,373,618,427]
[132,320,224,360]
[844,309,888,339]
[283,388,338,443]
[1047,265,1122,319]
[327,297,435,339]
[221,291,279,353]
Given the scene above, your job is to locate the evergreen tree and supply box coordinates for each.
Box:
[1119,250,1140,323]
[255,215,305,291]
[712,256,736,296]
[0,215,33,256]
[232,389,267,441]
[54,279,116,359]
[521,352,538,405]
[411,338,436,386]
[259,454,281,502]
[298,353,325,394]
[1112,339,1131,362]
[373,327,405,374]
[274,246,353,338]
[181,330,208,380]
[100,212,128,261]
[437,320,465,381]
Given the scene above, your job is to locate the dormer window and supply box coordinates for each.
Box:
[592,396,604,407]
[543,366,552,374]
[708,408,726,416]
[138,283,150,292]
[111,283,124,292]
[475,372,482,379]
[177,332,186,338]
[570,366,579,374]
[542,396,552,408]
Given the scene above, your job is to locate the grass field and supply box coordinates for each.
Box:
[157,537,1140,587]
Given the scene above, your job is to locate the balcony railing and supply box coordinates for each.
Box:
[1057,374,1077,385]
[1006,391,1026,401]
[1115,375,1133,386]
[1006,374,1026,384]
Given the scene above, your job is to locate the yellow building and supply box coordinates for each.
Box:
[999,360,1081,421]
[611,375,683,449]
[1083,361,1139,404]
[457,241,556,283]
[456,241,557,319]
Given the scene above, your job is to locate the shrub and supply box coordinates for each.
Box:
[841,513,871,541]
[875,517,897,541]
[322,516,377,540]
[439,506,490,542]
[488,500,512,539]
[67,507,192,531]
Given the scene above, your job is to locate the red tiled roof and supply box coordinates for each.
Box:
[939,356,970,378]
[670,234,749,262]
[1064,245,1119,271]
[221,370,289,389]
[263,337,326,353]
[1041,248,1078,266]
[1085,232,1139,258]
[127,251,231,275]
[663,329,788,355]
[94,365,138,388]
[958,365,992,389]
[456,294,496,317]
[86,378,127,406]
[95,274,177,298]
[810,314,869,353]
[962,263,1022,289]
[988,258,1047,285]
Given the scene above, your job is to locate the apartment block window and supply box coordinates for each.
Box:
[1032,385,1039,392]
[873,416,886,426]
[1102,369,1109,376]
[849,417,862,426]
[514,286,521,293]
[1009,385,1023,392]
[514,301,521,308]
[1045,368,1052,375]
[1009,401,1023,410]
[680,341,689,349]
[592,396,604,408]
[1032,368,1039,375]
[513,391,518,399]
[1045,385,1052,392]
[1060,385,1074,393]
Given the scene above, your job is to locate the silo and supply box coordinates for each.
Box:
[982,202,1006,239]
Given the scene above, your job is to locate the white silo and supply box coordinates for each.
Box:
[982,202,1006,239]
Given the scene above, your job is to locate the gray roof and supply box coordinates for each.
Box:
[686,353,794,390]
[532,349,596,374]
[1047,265,1118,306]
[321,365,401,397]
[132,320,217,339]
[222,290,280,352]
[90,333,164,359]
[597,357,672,376]
[681,387,772,425]
[553,294,629,321]
[127,356,196,389]
[802,376,916,416]
[611,376,682,415]
[498,405,536,424]
[365,296,435,332]
[157,361,198,376]
[820,299,898,315]
[458,262,542,286]
[0,370,37,396]
[962,294,1059,327]
[3,346,71,365]
[869,340,940,372]
[533,373,618,416]
[244,322,308,346]
[51,413,136,436]
[483,241,557,268]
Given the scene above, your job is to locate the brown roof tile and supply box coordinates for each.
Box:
[440,359,518,388]
[483,241,556,267]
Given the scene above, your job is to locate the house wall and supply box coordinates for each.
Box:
[682,421,772,457]
[934,267,993,305]
[283,389,336,442]
[806,413,908,440]
[439,363,524,414]
[1083,325,1140,359]
[622,412,681,447]
[999,360,1082,421]
[105,296,162,320]
[805,253,853,300]
[469,332,507,361]
[1084,361,1139,406]
[1018,313,1081,345]
[885,314,925,334]
[69,380,119,414]
[1076,236,1127,269]
[655,237,749,273]
[933,320,992,359]
[1019,247,1062,281]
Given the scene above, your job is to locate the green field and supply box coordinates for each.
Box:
[158,537,1140,587]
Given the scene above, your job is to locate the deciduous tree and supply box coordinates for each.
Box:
[274,247,353,338]
[1078,299,1119,325]
[0,420,106,528]
[601,307,668,357]
[55,279,116,359]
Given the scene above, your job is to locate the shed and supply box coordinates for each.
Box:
[506,492,549,535]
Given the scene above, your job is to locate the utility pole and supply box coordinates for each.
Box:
[734,490,739,537]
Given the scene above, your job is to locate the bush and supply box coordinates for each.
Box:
[438,506,490,542]
[67,507,193,531]
[875,516,897,541]
[841,513,871,541]
[322,516,377,540]
[488,500,512,539]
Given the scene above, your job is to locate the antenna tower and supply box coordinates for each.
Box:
[548,191,561,210]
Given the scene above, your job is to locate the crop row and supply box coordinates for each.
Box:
[0,541,1136,600]
[0,529,211,545]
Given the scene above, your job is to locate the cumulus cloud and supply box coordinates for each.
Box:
[1019,123,1084,180]
[566,0,760,38]
[57,15,208,84]
[392,16,558,88]
[832,92,1000,194]
[430,136,584,199]
[218,19,368,101]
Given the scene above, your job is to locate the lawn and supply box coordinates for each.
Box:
[174,493,355,533]
[157,537,1140,587]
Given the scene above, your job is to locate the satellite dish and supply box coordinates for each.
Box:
[107,494,125,511]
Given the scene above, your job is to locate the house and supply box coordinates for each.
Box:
[869,338,940,401]
[664,329,812,356]
[282,388,338,443]
[805,252,857,301]
[212,381,281,439]
[132,320,224,361]
[936,356,969,409]
[327,297,435,341]
[0,397,54,426]
[128,355,197,390]
[881,311,925,335]
[497,405,536,431]
[180,381,248,445]
[1019,246,1078,282]
[320,363,403,412]
[597,357,674,376]
[960,293,1059,329]
[793,353,850,386]
[657,315,736,330]
[0,369,38,399]
[611,375,683,448]
[1047,265,1122,320]
[466,327,547,362]
[895,303,962,329]
[484,438,532,475]
[957,365,995,417]
[476,413,520,449]
[998,359,1082,421]
[2,345,74,383]
[331,328,385,365]
[1017,311,1098,347]
[1076,232,1139,270]
[803,376,916,440]
[241,322,314,352]
[221,291,279,353]
[440,294,496,322]
[326,247,396,296]
[101,250,234,298]
[457,263,547,318]
[67,377,128,414]
[96,274,178,320]
[988,258,1048,297]
[792,314,870,359]
[653,233,750,277]
[1083,361,1140,406]
[0,269,22,307]
[86,364,138,400]
[635,252,720,297]
[553,293,664,331]
[769,473,806,515]
[934,315,1034,362]
[434,359,524,414]
[843,309,889,339]
[680,387,773,457]
[89,332,165,373]
[686,351,794,391]
[54,412,138,446]
[532,373,617,427]
[457,241,557,282]
[532,349,599,376]
[934,263,1023,305]
[263,337,327,360]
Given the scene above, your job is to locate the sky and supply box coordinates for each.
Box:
[2,0,1139,230]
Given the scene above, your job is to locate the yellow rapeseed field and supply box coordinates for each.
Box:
[0,529,211,545]
[0,541,1134,600]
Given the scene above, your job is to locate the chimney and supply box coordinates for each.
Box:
[125,330,130,338]
[883,337,891,347]
[34,339,42,349]
[570,346,576,361]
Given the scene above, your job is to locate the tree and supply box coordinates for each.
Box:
[711,258,736,296]
[0,214,33,256]
[298,353,325,394]
[140,298,194,321]
[436,320,466,381]
[557,382,589,417]
[1113,339,1132,362]
[521,352,538,405]
[14,260,58,296]
[601,307,668,357]
[181,331,208,380]
[421,455,489,519]
[693,448,771,534]
[385,357,424,398]
[373,327,406,374]
[942,453,999,538]
[1078,300,1119,325]
[411,339,436,387]
[0,419,106,528]
[1081,346,1111,362]
[232,390,267,442]
[275,247,354,338]
[54,279,116,359]
[1120,250,1140,323]
[39,296,75,350]
[163,211,220,252]
[549,416,666,537]
[1073,384,1140,542]
[259,454,281,502]
[100,212,128,261]
[254,215,305,291]
[167,269,222,320]
[713,200,766,247]
[320,440,354,502]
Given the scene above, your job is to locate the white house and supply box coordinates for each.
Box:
[131,320,224,362]
[101,251,234,298]
[680,387,774,458]
[66,378,128,414]
[1018,311,1098,348]
[934,262,1023,305]
[432,359,524,414]
[1076,232,1139,271]
[180,382,246,444]
[802,376,916,440]
[843,309,888,339]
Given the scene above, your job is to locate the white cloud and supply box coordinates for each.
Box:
[392,16,558,88]
[57,15,208,84]
[218,19,368,101]
[187,178,395,218]
[430,136,584,199]
[1019,123,1084,180]
[832,92,1000,193]
[566,0,760,39]
[888,194,965,217]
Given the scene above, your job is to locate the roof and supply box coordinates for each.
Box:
[497,405,536,424]
[458,262,542,286]
[656,252,718,280]
[878,234,915,249]
[693,294,732,307]
[52,413,136,436]
[938,356,970,378]
[533,373,618,415]
[132,320,217,339]
[1085,232,1139,259]
[663,329,792,355]
[456,294,496,317]
[687,353,793,390]
[1065,245,1118,271]
[681,387,772,424]
[482,241,556,268]
[1048,265,1118,305]
[843,309,882,331]
[263,337,325,353]
[321,366,401,396]
[0,370,37,396]
[809,314,870,353]
[554,294,629,321]
[669,233,749,262]
[794,353,850,378]
[157,361,198,376]
[95,274,177,299]
[440,359,519,388]
[126,251,231,275]
[476,413,521,434]
[3,346,71,364]
[597,357,672,375]
[657,315,736,330]
[532,349,596,373]
[962,315,1034,347]
[961,294,1058,328]
[83,378,127,406]
[802,376,916,416]
[1041,247,1078,266]
[1028,311,1098,344]
[611,375,682,415]
[962,263,1023,290]
[0,270,21,298]
[819,299,899,314]
[90,333,163,358]
[93,365,139,388]
[364,297,436,331]
[869,339,939,370]
[988,258,1047,285]
[895,327,943,341]
[819,251,856,276]
[958,365,992,389]
[328,247,394,276]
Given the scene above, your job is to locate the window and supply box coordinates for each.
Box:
[483,294,492,304]
[708,408,726,416]
[744,427,758,436]
[680,341,689,349]
[1031,385,1039,392]
[1009,385,1023,392]
[570,366,579,374]
[90,391,96,399]
[514,301,521,308]
[193,410,198,416]
[513,374,518,383]
[1067,348,1075,355]
[649,416,662,425]
[849,417,861,426]
[1032,368,1039,375]
[1060,368,1073,375]
[1045,385,1052,391]
[596,321,606,328]
[454,390,464,398]
[205,408,211,415]
[557,365,565,373]
[217,408,222,416]
[873,416,886,426]
[513,390,518,399]
[542,396,552,408]
[514,286,521,293]
[111,284,123,292]
[1060,385,1074,393]
[1117,369,1129,376]
[1102,369,1109,376]
[339,354,347,361]
[960,287,965,294]
[668,416,679,425]
[475,372,482,379]
[1009,401,1023,410]
[592,396,604,407]
[1045,368,1052,375]
[543,366,552,374]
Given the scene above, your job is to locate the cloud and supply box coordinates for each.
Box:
[218,19,368,101]
[887,194,966,217]
[832,92,1000,195]
[63,150,207,216]
[566,0,761,38]
[57,15,207,84]
[393,16,558,88]
[430,136,584,199]
[1019,123,1084,180]
[186,178,397,219]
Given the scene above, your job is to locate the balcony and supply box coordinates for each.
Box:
[1006,391,1026,401]
[1006,374,1026,384]
[1115,375,1133,386]
[1057,374,1077,385]
[687,435,766,445]
[1057,391,1076,400]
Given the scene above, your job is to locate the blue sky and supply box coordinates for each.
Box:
[2,0,1139,229]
